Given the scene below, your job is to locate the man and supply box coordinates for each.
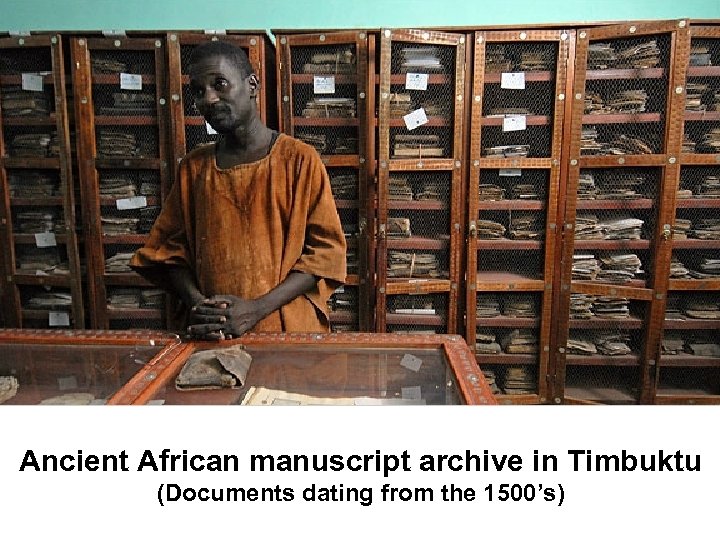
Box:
[130,41,346,339]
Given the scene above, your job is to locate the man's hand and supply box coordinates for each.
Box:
[187,295,267,340]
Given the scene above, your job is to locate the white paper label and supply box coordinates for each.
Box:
[503,115,527,132]
[34,232,57,247]
[401,386,423,400]
[57,374,77,389]
[120,73,142,90]
[116,196,148,210]
[49,312,71,328]
[313,75,335,94]
[499,168,522,177]
[205,121,217,135]
[21,73,44,92]
[403,107,428,131]
[400,353,423,372]
[405,72,428,91]
[501,72,526,89]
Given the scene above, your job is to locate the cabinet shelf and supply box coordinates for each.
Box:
[103,273,154,287]
[386,313,445,326]
[93,116,158,126]
[481,115,551,126]
[475,317,540,328]
[675,198,720,209]
[94,157,162,169]
[13,233,69,244]
[476,240,544,250]
[385,279,451,295]
[1,157,61,169]
[684,112,720,122]
[575,199,653,210]
[388,117,449,127]
[476,353,538,365]
[477,200,545,211]
[565,354,641,366]
[686,66,720,77]
[21,309,72,321]
[102,234,148,245]
[1,114,57,126]
[482,71,555,84]
[388,200,447,210]
[293,117,359,127]
[106,307,163,320]
[386,236,450,250]
[668,279,720,291]
[475,272,545,291]
[290,73,358,84]
[334,199,359,209]
[585,68,665,80]
[663,319,720,330]
[582,112,662,124]
[569,316,644,329]
[328,311,357,324]
[659,355,720,368]
[672,239,720,250]
[0,74,55,85]
[92,74,156,85]
[12,273,71,287]
[573,240,651,250]
[570,281,652,301]
[10,196,64,206]
[318,155,360,167]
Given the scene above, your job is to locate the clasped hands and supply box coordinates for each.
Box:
[186,295,265,340]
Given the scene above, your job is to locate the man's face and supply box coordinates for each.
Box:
[189,55,255,134]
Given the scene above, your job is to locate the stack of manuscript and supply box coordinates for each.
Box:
[519,51,551,71]
[26,291,72,310]
[99,92,155,115]
[15,210,61,233]
[389,175,413,201]
[400,46,443,73]
[100,175,136,197]
[502,365,536,394]
[96,131,140,157]
[485,46,513,72]
[476,219,506,240]
[503,296,537,318]
[330,173,357,200]
[502,330,538,355]
[1,88,50,116]
[615,40,661,69]
[697,128,720,154]
[509,214,543,240]
[10,132,56,157]
[587,43,616,70]
[296,132,326,153]
[105,252,134,273]
[476,295,501,318]
[302,97,356,118]
[478,183,505,201]
[512,183,542,200]
[387,251,442,278]
[91,57,126,74]
[302,49,355,74]
[475,333,501,355]
[393,134,443,158]
[101,216,138,235]
[8,171,57,197]
[483,144,530,158]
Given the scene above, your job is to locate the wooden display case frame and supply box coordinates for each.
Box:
[376,28,466,334]
[0,34,85,329]
[71,36,172,330]
[275,30,373,331]
[466,29,571,404]
[553,20,687,404]
[112,332,496,405]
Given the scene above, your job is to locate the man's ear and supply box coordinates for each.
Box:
[248,74,259,97]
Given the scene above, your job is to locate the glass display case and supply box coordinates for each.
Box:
[117,333,496,405]
[0,329,183,404]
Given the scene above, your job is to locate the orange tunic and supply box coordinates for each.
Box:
[130,134,347,332]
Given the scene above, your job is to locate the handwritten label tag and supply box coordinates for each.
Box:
[501,72,525,90]
[499,168,522,177]
[405,72,428,91]
[21,73,44,92]
[503,114,527,132]
[205,121,217,135]
[120,73,142,90]
[313,75,335,94]
[400,353,423,372]
[403,107,428,131]
[34,232,57,247]
[401,386,423,400]
[116,196,148,210]
[49,312,71,328]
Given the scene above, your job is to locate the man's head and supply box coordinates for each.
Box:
[188,41,259,134]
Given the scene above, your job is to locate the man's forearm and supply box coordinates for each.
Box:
[253,271,318,319]
[167,265,205,307]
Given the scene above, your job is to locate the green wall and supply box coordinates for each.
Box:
[1,0,719,32]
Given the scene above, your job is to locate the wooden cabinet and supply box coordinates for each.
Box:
[656,25,720,403]
[0,34,84,329]
[553,21,686,404]
[71,36,172,330]
[375,28,466,334]
[275,30,373,331]
[466,29,570,404]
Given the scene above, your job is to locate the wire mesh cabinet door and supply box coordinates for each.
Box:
[166,32,276,168]
[467,29,571,404]
[555,20,687,404]
[376,28,465,336]
[0,34,84,329]
[276,31,371,332]
[72,36,171,330]
[657,24,720,404]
